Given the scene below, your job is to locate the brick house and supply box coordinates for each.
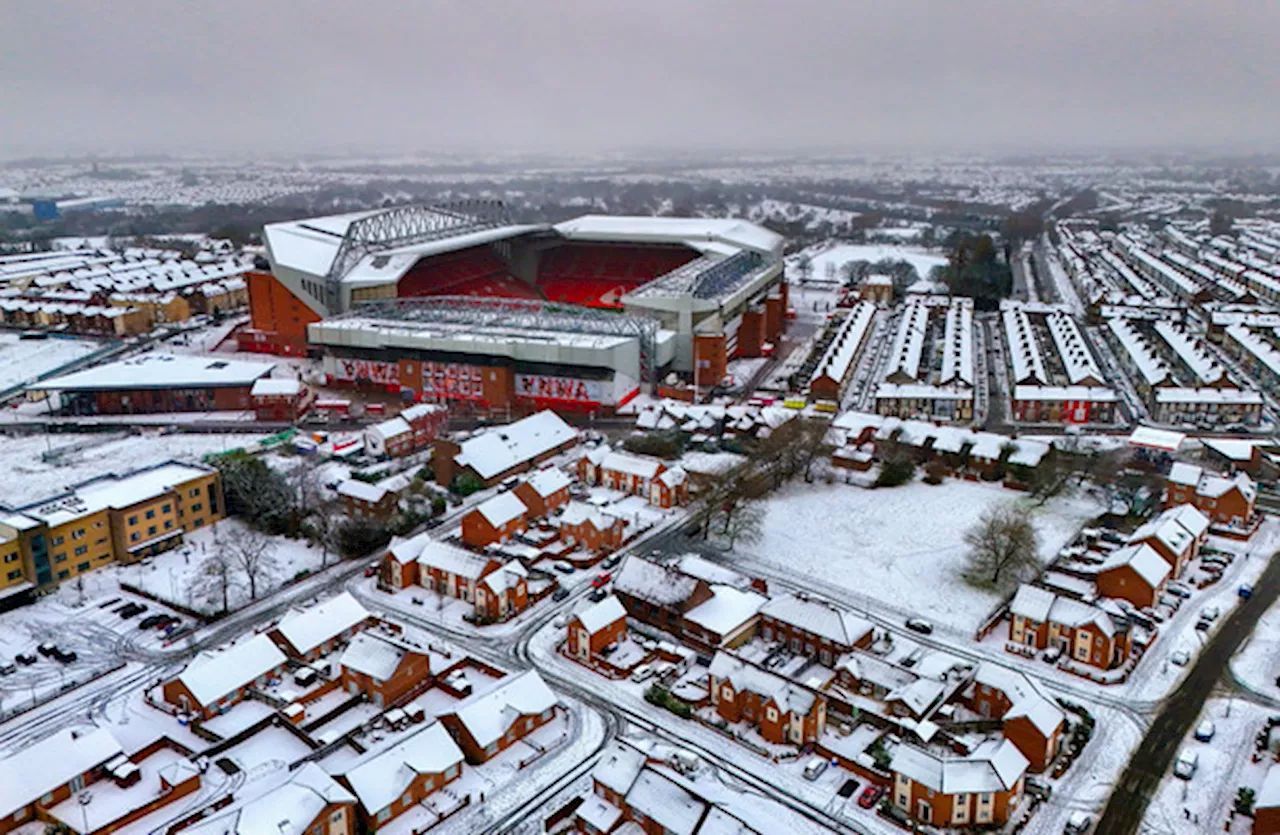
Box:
[438,670,558,763]
[758,592,875,665]
[203,763,355,835]
[681,586,767,652]
[512,467,572,517]
[0,728,125,835]
[474,561,529,621]
[1255,763,1280,835]
[460,491,529,548]
[613,556,713,637]
[1008,584,1131,670]
[559,501,627,553]
[707,652,826,747]
[339,628,435,708]
[966,663,1065,773]
[578,743,762,835]
[400,403,448,450]
[336,722,463,831]
[161,633,287,718]
[249,378,312,421]
[433,410,578,488]
[1165,462,1257,526]
[364,404,447,459]
[414,538,504,604]
[890,740,1028,827]
[269,592,371,661]
[337,479,400,521]
[1126,503,1208,574]
[380,536,422,590]
[566,594,627,661]
[1096,543,1171,609]
[577,449,689,507]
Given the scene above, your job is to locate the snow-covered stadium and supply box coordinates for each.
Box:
[243,202,788,413]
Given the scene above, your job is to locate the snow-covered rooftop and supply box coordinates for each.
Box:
[273,591,369,656]
[1099,543,1172,589]
[341,722,463,814]
[474,490,529,528]
[573,594,627,634]
[0,728,123,819]
[25,461,215,527]
[31,353,274,391]
[890,738,1028,795]
[455,410,577,480]
[553,215,783,257]
[444,669,557,748]
[176,633,287,706]
[759,593,874,648]
[683,586,766,638]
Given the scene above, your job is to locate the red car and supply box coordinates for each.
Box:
[592,572,612,588]
[363,565,378,578]
[857,785,884,809]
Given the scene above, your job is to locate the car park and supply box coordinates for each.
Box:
[1194,720,1216,742]
[905,618,933,635]
[858,785,885,808]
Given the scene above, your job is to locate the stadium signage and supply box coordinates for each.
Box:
[421,361,485,400]
[516,373,605,406]
[334,358,401,385]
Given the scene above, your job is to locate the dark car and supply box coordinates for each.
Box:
[588,586,609,603]
[837,779,861,799]
[139,614,166,630]
[15,652,36,666]
[601,554,621,570]
[858,785,885,809]
[52,648,77,664]
[905,618,933,635]
[552,587,570,602]
[37,642,58,657]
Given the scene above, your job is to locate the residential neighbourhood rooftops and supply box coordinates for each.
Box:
[336,479,389,504]
[592,742,646,796]
[415,538,493,579]
[190,763,355,835]
[684,586,767,637]
[1099,543,1172,588]
[615,556,702,606]
[574,594,628,634]
[1010,584,1056,623]
[455,410,577,479]
[708,651,817,716]
[523,466,572,498]
[24,460,216,527]
[273,591,368,656]
[890,738,1029,795]
[445,669,557,748]
[0,728,123,819]
[176,633,286,706]
[475,490,529,528]
[341,722,463,814]
[760,593,874,647]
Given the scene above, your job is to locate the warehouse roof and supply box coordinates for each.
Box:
[31,353,274,391]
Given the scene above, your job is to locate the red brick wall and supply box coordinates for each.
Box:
[1096,565,1158,608]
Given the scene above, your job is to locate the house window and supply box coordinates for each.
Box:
[51,536,64,546]
[148,526,157,536]
[401,791,412,807]
[71,529,85,540]
[445,763,459,779]
[77,562,90,572]
[75,545,87,556]
[162,504,171,513]
[189,488,200,498]
[7,570,21,581]
[130,532,140,542]
[722,685,734,700]
[3,553,17,563]
[331,812,343,823]
[145,510,156,520]
[485,741,498,755]
[376,808,390,823]
[54,553,66,563]
[128,516,138,525]
[165,520,172,530]
[765,707,778,721]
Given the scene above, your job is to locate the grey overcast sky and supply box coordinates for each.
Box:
[2,0,1277,156]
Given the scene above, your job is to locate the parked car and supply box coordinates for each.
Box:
[592,572,612,588]
[1042,645,1063,663]
[139,614,166,630]
[15,652,36,666]
[601,554,621,569]
[1064,811,1094,834]
[363,565,378,578]
[857,785,885,808]
[37,642,57,657]
[630,664,657,683]
[1239,584,1254,600]
[837,778,860,799]
[905,618,933,635]
[551,561,575,574]
[52,647,77,664]
[1194,720,1216,742]
[0,660,15,676]
[1170,650,1191,667]
[802,758,829,781]
[1166,582,1191,599]
[1173,750,1198,779]
[588,587,609,603]
[552,587,570,602]
[1195,618,1211,632]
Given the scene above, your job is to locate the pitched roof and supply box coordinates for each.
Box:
[973,663,1064,737]
[591,742,645,796]
[615,556,701,606]
[337,479,389,503]
[1099,543,1172,588]
[341,722,463,814]
[1259,762,1280,810]
[523,467,572,498]
[599,450,665,479]
[0,729,123,819]
[683,586,766,638]
[1165,503,1210,538]
[707,652,817,715]
[1168,461,1203,486]
[455,411,577,479]
[192,763,355,835]
[177,633,286,706]
[759,593,874,647]
[274,592,368,656]
[445,670,557,748]
[474,491,529,528]
[340,631,417,682]
[415,539,493,580]
[574,594,627,634]
[890,738,1028,795]
[1009,584,1056,623]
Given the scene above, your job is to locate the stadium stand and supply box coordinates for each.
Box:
[535,243,697,308]
[397,246,517,298]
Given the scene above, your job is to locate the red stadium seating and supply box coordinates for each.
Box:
[448,274,544,299]
[535,244,697,308]
[398,246,526,298]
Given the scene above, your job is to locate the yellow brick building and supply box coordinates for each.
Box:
[0,462,225,602]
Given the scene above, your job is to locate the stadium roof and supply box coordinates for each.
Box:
[31,353,275,392]
[553,215,783,257]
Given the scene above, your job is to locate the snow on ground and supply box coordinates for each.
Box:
[57,518,333,615]
[740,479,1100,633]
[1141,697,1272,835]
[1228,520,1280,697]
[0,332,103,390]
[0,430,267,506]
[801,242,948,284]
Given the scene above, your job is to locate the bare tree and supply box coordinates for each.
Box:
[218,526,281,601]
[963,503,1041,591]
[190,552,239,613]
[308,498,342,567]
[713,497,765,550]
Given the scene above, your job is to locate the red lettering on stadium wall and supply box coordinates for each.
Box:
[516,374,604,406]
[335,358,401,385]
[422,361,485,401]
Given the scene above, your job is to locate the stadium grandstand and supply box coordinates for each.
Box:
[243,203,788,411]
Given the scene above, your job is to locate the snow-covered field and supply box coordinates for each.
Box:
[59,518,332,614]
[741,479,1100,633]
[0,332,103,389]
[0,430,268,506]
[798,242,948,284]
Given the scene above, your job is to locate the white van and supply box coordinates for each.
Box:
[630,663,656,683]
[803,758,828,781]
